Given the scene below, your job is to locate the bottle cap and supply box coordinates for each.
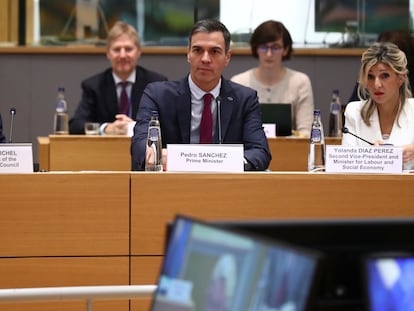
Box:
[313,109,321,116]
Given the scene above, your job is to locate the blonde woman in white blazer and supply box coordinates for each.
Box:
[342,42,414,169]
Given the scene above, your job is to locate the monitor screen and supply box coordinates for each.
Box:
[315,0,359,33]
[259,103,292,136]
[364,254,414,311]
[362,0,410,35]
[315,0,410,37]
[212,218,414,310]
[151,215,319,311]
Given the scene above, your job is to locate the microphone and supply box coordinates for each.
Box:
[9,107,16,143]
[216,96,222,144]
[342,127,373,145]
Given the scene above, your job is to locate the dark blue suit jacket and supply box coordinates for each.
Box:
[69,65,167,134]
[0,113,6,143]
[131,76,271,171]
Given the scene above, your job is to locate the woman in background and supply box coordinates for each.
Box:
[231,20,314,137]
[342,42,414,169]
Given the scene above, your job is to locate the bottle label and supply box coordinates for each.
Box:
[330,102,341,114]
[56,100,67,113]
[148,127,160,141]
[311,129,322,142]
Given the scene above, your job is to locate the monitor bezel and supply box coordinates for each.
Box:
[154,214,322,311]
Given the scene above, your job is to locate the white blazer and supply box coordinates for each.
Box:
[342,98,414,169]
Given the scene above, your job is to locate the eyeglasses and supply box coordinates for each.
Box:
[257,45,283,54]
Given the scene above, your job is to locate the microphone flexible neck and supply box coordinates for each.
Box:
[342,127,373,145]
[9,108,16,143]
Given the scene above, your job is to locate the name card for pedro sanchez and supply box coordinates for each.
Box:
[325,145,402,174]
[167,144,244,172]
[0,143,33,173]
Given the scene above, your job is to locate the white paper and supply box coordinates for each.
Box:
[263,123,276,138]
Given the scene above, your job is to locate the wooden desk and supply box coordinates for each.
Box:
[129,172,414,309]
[37,135,131,171]
[0,172,130,256]
[38,136,341,172]
[1,171,413,311]
[130,172,414,279]
[0,172,130,311]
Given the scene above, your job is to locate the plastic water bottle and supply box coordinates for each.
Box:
[145,111,163,171]
[308,109,325,172]
[53,87,69,134]
[328,89,342,137]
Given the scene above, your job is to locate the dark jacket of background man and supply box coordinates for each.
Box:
[69,66,167,134]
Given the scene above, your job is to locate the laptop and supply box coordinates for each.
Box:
[260,103,292,136]
[150,215,319,311]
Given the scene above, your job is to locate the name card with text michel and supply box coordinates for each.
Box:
[167,144,244,173]
[325,145,402,174]
[0,143,33,173]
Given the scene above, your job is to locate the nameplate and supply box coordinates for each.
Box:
[167,144,244,172]
[263,123,276,138]
[0,143,34,173]
[325,145,402,174]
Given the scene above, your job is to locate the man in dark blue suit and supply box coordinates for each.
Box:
[69,21,167,135]
[131,19,271,171]
[0,113,6,143]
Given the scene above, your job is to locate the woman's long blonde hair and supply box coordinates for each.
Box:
[357,42,411,126]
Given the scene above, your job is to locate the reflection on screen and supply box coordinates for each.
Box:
[150,216,318,311]
[366,256,414,311]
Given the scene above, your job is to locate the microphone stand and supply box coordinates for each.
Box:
[9,108,16,143]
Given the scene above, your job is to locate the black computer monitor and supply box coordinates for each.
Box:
[153,215,320,311]
[211,218,414,311]
[259,103,292,136]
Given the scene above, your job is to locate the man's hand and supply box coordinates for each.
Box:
[402,144,414,163]
[145,147,167,171]
[104,114,133,135]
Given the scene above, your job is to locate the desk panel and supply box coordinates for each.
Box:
[38,135,131,171]
[0,173,130,256]
[130,256,163,311]
[267,137,341,171]
[131,172,414,256]
[0,257,129,311]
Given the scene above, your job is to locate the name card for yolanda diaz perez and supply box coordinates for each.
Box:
[325,145,402,174]
[167,144,244,172]
[0,143,33,173]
